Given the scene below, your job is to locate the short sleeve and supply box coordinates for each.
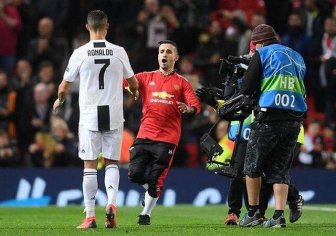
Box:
[64,49,82,82]
[120,48,134,79]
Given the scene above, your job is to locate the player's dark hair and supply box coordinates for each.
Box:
[87,10,108,32]
[158,40,178,52]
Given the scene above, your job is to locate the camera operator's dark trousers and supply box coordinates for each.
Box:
[227,142,301,217]
[227,141,249,217]
[259,143,302,216]
[244,121,301,183]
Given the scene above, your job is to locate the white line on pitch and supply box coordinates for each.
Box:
[304,206,336,212]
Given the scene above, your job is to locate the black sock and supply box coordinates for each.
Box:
[248,205,259,217]
[273,210,284,219]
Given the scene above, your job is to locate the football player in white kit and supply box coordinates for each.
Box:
[53,10,138,229]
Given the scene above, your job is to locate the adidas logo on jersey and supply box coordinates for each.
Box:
[81,149,86,153]
[149,81,155,86]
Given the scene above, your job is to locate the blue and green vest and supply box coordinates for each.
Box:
[258,44,307,112]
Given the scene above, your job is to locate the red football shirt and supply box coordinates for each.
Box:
[136,70,201,145]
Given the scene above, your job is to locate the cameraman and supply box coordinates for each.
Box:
[197,41,304,226]
[238,24,307,228]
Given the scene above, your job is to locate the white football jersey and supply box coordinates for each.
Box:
[64,39,134,131]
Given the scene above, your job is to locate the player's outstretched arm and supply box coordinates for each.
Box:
[126,75,139,100]
[53,80,71,113]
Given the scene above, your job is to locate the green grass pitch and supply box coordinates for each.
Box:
[0,205,335,235]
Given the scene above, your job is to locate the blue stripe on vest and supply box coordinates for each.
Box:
[259,90,307,112]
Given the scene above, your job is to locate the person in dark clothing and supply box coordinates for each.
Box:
[238,24,307,228]
[196,41,304,225]
[194,20,238,87]
[27,17,68,77]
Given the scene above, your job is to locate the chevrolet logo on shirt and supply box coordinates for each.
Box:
[152,91,174,99]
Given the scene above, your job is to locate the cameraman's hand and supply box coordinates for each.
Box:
[209,88,224,100]
[196,88,217,108]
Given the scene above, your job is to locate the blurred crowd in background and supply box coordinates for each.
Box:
[0,0,336,169]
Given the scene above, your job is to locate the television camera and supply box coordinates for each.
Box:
[199,55,255,179]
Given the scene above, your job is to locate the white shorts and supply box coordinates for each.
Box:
[78,124,123,161]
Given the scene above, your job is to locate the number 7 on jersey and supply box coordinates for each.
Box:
[94,59,110,89]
